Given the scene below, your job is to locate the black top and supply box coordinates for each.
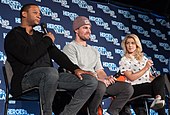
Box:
[4,26,79,97]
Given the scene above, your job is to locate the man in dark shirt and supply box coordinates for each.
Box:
[4,3,98,115]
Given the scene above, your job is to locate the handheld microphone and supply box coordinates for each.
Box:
[40,23,55,46]
[151,66,157,77]
[40,23,48,34]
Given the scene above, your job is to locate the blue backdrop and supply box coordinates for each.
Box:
[0,0,170,115]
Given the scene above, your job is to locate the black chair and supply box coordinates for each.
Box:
[128,94,153,115]
[2,61,43,115]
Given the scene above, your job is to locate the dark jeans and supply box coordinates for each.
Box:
[22,67,59,115]
[58,72,98,115]
[88,81,134,115]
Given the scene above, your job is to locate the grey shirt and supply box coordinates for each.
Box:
[63,40,103,74]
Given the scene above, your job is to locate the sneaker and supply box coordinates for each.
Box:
[104,111,118,115]
[104,112,110,115]
[150,98,165,110]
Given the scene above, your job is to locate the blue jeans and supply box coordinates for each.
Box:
[58,72,98,115]
[21,67,59,115]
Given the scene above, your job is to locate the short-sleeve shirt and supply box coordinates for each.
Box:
[119,56,151,85]
[63,40,104,74]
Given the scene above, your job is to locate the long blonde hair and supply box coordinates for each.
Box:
[121,34,143,61]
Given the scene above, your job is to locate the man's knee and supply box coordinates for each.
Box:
[81,74,98,88]
[117,82,134,97]
[96,81,107,95]
[124,83,134,97]
[45,67,59,82]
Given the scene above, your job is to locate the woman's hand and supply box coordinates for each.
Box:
[145,59,154,71]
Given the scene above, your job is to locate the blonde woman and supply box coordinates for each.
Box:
[119,34,165,115]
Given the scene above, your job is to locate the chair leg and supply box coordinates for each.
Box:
[40,98,43,115]
[144,100,149,115]
[4,101,8,115]
[4,94,9,115]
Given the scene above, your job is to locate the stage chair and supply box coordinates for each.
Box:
[128,94,153,115]
[2,61,43,115]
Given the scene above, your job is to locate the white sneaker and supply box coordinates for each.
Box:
[150,98,165,110]
[104,112,110,115]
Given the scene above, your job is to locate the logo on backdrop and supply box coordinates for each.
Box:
[111,21,130,33]
[0,89,6,101]
[100,32,120,46]
[90,16,110,30]
[159,42,170,51]
[154,54,169,64]
[63,10,78,21]
[47,23,72,39]
[0,51,6,63]
[115,48,124,56]
[90,34,98,43]
[132,25,150,37]
[93,46,114,59]
[156,18,170,28]
[138,14,155,26]
[72,0,95,13]
[103,62,118,72]
[97,4,117,18]
[141,40,158,51]
[52,0,69,8]
[1,0,22,10]
[8,109,34,115]
[0,16,12,29]
[151,28,167,40]
[118,9,137,22]
[39,6,60,21]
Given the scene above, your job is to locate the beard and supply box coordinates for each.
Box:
[80,37,89,41]
[79,34,90,41]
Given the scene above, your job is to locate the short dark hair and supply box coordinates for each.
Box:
[20,3,38,18]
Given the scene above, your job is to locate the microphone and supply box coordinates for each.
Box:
[151,66,157,77]
[40,23,48,34]
[40,23,55,46]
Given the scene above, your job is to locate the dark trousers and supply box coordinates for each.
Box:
[87,81,134,115]
[54,72,98,115]
[120,75,166,115]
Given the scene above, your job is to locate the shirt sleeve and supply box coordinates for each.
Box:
[63,43,78,65]
[119,57,132,74]
[94,52,104,71]
[48,45,79,73]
